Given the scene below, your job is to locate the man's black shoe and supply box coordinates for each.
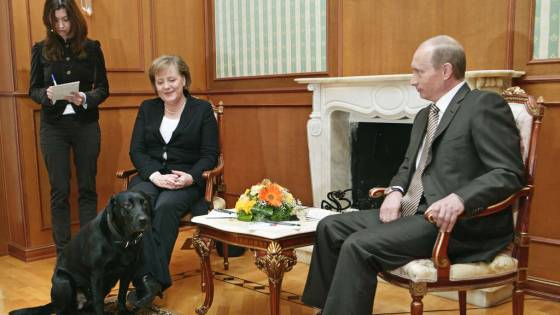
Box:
[127,274,163,310]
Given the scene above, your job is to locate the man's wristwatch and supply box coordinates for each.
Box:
[384,186,404,196]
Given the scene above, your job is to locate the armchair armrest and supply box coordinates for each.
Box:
[470,185,532,218]
[368,187,386,199]
[116,168,138,191]
[202,154,225,204]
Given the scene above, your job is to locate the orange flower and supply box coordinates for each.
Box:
[258,183,283,207]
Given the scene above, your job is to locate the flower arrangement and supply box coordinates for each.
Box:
[234,179,299,222]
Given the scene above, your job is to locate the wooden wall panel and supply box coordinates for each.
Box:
[152,0,207,93]
[11,0,32,92]
[208,93,313,208]
[0,0,14,92]
[342,0,511,76]
[515,0,560,80]
[96,96,145,199]
[0,98,15,256]
[529,105,560,240]
[529,242,560,283]
[522,83,560,102]
[81,0,145,71]
[1,98,27,255]
[16,98,52,248]
[0,0,14,255]
[521,103,560,287]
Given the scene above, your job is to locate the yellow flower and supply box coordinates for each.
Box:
[235,196,256,214]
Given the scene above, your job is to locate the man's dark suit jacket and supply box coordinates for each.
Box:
[389,84,525,263]
[129,92,219,191]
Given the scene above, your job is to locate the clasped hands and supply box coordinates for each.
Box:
[151,170,193,190]
[379,191,464,232]
[46,87,84,106]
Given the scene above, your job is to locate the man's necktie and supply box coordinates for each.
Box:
[400,104,440,216]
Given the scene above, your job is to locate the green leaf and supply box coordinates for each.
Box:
[237,211,253,222]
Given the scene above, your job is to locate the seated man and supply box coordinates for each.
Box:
[301,35,525,315]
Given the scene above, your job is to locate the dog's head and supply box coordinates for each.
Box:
[108,191,152,239]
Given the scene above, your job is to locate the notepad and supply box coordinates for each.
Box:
[51,81,80,102]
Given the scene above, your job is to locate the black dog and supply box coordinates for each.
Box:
[10,191,151,315]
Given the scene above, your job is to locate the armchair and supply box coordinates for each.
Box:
[369,87,544,315]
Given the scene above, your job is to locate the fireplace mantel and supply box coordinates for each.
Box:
[296,70,524,207]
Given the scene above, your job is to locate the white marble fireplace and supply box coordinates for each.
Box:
[294,70,524,307]
[295,70,524,207]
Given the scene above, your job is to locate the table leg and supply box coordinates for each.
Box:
[193,231,214,315]
[255,241,297,315]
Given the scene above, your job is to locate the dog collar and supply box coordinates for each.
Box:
[106,211,144,248]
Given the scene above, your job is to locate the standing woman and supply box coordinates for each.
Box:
[30,0,109,254]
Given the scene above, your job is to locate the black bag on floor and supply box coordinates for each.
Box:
[215,241,246,257]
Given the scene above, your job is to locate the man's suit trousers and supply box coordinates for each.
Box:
[301,210,438,315]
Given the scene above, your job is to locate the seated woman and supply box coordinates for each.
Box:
[126,55,219,308]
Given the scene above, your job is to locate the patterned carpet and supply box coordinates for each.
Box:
[101,268,305,314]
[104,296,177,315]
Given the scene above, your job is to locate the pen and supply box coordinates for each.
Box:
[51,74,57,85]
[213,208,236,214]
[263,220,300,226]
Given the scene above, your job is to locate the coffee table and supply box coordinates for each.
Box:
[190,215,318,315]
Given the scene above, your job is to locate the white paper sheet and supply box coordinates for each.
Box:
[207,209,237,218]
[306,207,339,220]
[52,81,80,102]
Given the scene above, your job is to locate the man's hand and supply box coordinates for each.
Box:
[379,191,403,223]
[426,193,465,232]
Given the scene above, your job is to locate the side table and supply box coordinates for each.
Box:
[191,216,317,315]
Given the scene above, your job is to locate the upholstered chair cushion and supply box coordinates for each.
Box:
[508,102,533,162]
[213,196,226,210]
[387,252,518,283]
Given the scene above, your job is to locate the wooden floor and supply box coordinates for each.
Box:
[1,230,559,315]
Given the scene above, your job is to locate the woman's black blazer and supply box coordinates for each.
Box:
[29,38,109,124]
[129,93,219,190]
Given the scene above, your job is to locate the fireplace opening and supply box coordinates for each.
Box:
[351,122,412,209]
